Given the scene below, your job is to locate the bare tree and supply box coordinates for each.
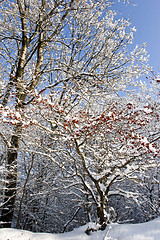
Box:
[0,0,103,227]
[0,0,157,229]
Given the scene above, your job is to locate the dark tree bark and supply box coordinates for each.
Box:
[0,134,19,227]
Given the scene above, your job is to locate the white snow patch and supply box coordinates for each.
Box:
[1,218,160,240]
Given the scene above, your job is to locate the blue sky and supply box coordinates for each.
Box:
[113,0,160,74]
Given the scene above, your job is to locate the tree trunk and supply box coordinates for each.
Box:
[0,132,20,227]
[97,196,107,230]
[97,205,106,225]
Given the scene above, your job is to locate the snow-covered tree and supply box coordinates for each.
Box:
[0,0,159,230]
[24,82,159,228]
[0,0,114,227]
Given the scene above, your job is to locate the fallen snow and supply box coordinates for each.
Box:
[108,218,160,240]
[1,218,160,240]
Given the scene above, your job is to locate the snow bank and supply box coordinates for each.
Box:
[108,218,160,240]
[0,223,105,240]
[1,218,160,240]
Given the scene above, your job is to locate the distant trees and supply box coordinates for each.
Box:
[0,0,159,231]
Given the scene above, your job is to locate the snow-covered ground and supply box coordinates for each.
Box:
[0,218,160,240]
